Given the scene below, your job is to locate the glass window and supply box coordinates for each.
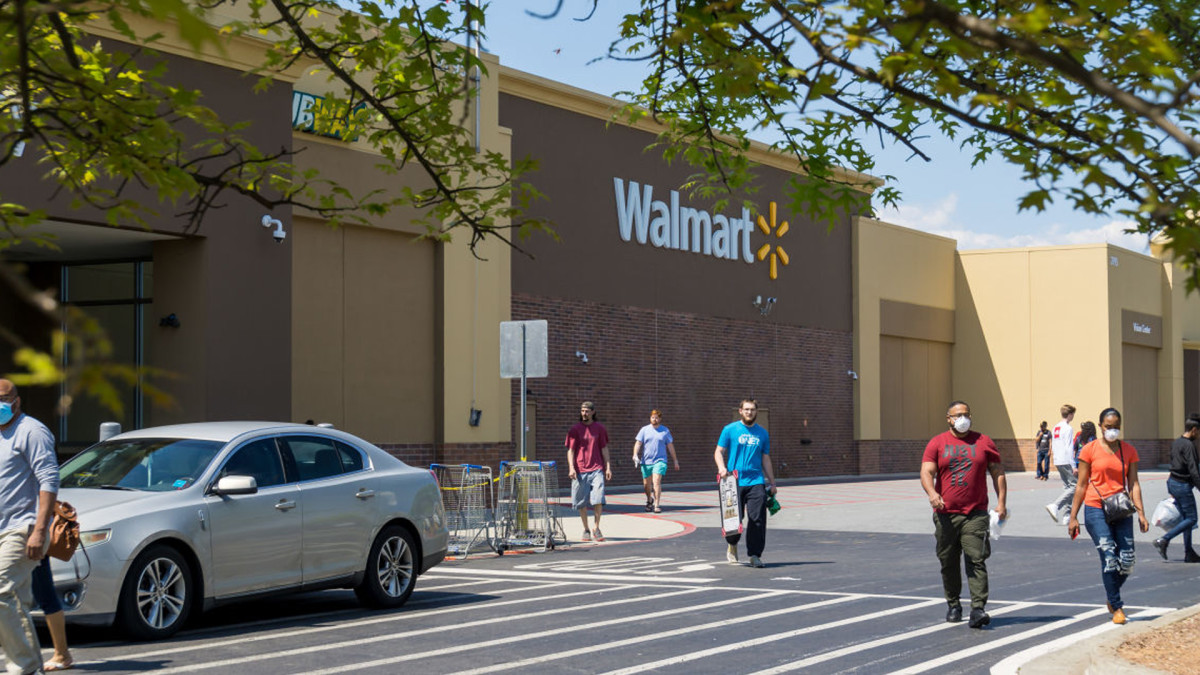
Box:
[60,438,222,492]
[280,436,344,482]
[335,441,365,473]
[220,439,286,488]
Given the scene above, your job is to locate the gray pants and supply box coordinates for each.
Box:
[1051,464,1077,517]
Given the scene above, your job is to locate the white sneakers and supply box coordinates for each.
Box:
[1044,503,1060,522]
[749,555,765,568]
[726,544,738,564]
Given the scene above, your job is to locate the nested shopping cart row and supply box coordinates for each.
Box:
[430,461,568,557]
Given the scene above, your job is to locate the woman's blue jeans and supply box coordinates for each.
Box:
[1163,477,1199,552]
[1083,505,1135,610]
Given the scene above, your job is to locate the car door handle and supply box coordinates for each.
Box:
[275,499,297,511]
[355,489,375,500]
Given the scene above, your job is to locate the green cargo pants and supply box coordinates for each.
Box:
[933,511,991,610]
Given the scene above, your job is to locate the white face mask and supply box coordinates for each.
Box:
[1103,428,1120,442]
[952,415,971,434]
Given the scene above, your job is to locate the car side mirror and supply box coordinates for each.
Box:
[212,475,258,496]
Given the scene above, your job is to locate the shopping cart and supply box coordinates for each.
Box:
[430,463,497,559]
[495,460,566,553]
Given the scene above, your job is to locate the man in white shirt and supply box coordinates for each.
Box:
[1045,404,1077,523]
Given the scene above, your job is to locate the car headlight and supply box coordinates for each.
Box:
[80,529,111,547]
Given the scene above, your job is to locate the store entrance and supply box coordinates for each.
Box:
[59,261,153,449]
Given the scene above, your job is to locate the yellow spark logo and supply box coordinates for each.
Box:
[755,201,789,280]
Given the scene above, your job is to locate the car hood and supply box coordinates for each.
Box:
[58,487,188,529]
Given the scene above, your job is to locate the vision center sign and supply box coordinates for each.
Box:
[613,178,790,280]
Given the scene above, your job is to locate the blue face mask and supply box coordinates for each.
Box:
[0,402,12,426]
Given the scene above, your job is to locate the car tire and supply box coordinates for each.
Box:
[354,525,417,608]
[117,544,193,641]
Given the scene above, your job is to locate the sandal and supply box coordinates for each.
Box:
[44,660,73,672]
[654,505,662,513]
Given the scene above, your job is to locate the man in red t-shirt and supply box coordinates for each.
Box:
[565,401,612,542]
[920,400,1008,629]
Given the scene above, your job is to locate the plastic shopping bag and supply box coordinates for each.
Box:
[1152,497,1182,531]
[988,509,1007,541]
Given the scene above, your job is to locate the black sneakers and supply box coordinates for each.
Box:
[1153,538,1169,560]
[946,606,962,623]
[968,608,991,629]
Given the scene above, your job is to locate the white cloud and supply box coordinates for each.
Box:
[875,194,1151,254]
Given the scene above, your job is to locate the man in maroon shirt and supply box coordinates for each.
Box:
[920,400,1008,629]
[566,401,612,542]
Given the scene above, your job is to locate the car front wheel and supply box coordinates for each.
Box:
[355,525,417,608]
[117,544,193,640]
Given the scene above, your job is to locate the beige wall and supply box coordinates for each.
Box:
[289,51,513,449]
[1110,247,1175,437]
[291,218,436,443]
[956,246,1111,438]
[853,218,957,440]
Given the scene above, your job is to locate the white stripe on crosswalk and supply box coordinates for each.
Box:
[890,606,1112,674]
[462,594,883,675]
[598,598,948,675]
[429,565,719,583]
[153,587,714,674]
[302,589,790,675]
[755,602,1035,674]
[115,582,597,665]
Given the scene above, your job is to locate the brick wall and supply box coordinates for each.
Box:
[512,293,856,490]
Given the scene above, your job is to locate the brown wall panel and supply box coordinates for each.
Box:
[1122,343,1158,439]
[501,94,854,332]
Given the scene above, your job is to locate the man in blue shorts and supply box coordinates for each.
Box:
[715,398,776,568]
[566,401,611,541]
[633,409,680,513]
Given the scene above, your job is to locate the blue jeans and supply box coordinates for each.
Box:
[1035,450,1050,478]
[1163,477,1198,554]
[30,556,60,614]
[1083,505,1135,610]
[725,484,768,557]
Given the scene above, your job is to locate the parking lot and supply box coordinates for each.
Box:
[47,470,1198,674]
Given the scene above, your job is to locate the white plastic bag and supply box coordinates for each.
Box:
[988,509,1007,541]
[1152,497,1182,531]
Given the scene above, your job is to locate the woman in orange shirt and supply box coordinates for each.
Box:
[1066,408,1149,625]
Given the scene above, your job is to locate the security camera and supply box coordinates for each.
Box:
[261,215,286,243]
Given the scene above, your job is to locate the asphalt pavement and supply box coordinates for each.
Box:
[45,469,1195,674]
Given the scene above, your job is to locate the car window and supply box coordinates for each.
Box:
[279,436,344,482]
[59,438,222,492]
[334,441,365,473]
[219,439,286,488]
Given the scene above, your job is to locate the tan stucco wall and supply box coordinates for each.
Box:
[291,218,436,443]
[955,246,1111,438]
[1108,247,1174,437]
[852,217,957,440]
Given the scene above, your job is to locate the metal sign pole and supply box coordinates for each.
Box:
[520,323,527,461]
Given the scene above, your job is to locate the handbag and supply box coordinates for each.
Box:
[46,501,80,562]
[1090,444,1137,524]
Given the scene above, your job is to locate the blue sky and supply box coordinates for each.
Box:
[480,2,1151,254]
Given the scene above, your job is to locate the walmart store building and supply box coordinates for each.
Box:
[2,10,1197,485]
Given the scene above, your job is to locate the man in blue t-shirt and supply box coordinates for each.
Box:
[714,398,777,568]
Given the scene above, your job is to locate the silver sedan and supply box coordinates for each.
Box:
[50,421,447,640]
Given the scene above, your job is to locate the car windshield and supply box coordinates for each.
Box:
[60,438,224,492]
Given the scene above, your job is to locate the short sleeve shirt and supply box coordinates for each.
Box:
[1080,440,1139,508]
[635,424,673,464]
[922,430,1001,514]
[717,421,769,487]
[565,422,609,473]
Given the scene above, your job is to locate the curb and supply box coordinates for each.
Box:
[1008,603,1200,674]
